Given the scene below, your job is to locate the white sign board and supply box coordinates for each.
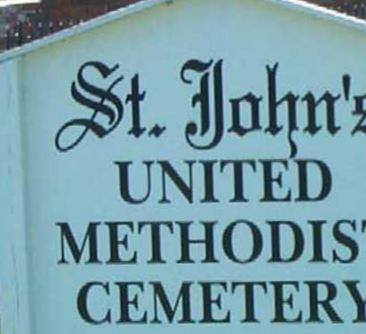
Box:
[1,0,366,333]
[0,0,40,7]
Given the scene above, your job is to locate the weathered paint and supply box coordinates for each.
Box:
[0,59,31,334]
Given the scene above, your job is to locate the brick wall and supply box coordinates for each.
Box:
[0,0,142,50]
[306,0,366,18]
[40,0,141,21]
[2,0,366,51]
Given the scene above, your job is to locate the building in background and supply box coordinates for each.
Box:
[1,0,366,51]
[0,0,142,50]
[308,0,366,17]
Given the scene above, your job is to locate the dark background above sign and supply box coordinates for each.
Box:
[1,0,366,51]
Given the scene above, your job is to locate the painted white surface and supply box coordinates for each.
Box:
[0,59,31,334]
[1,0,366,333]
[1,0,366,64]
[0,0,40,7]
